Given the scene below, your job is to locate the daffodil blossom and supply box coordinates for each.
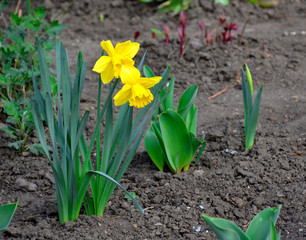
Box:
[92,40,140,84]
[113,67,161,108]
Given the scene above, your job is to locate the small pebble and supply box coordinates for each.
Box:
[22,151,30,157]
[132,224,137,229]
[15,178,37,192]
[193,170,204,177]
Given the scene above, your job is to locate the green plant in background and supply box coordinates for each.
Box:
[213,0,229,5]
[0,2,65,153]
[241,64,263,150]
[145,70,205,173]
[31,38,169,222]
[214,0,278,8]
[0,202,18,235]
[139,0,192,14]
[202,205,282,240]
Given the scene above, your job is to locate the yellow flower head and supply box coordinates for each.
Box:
[92,40,140,84]
[113,67,162,108]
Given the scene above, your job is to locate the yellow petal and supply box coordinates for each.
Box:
[129,84,154,108]
[113,84,132,106]
[100,40,115,57]
[138,76,162,89]
[115,41,140,58]
[100,62,114,84]
[120,66,141,85]
[92,56,111,73]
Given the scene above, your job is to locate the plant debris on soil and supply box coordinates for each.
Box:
[0,0,305,239]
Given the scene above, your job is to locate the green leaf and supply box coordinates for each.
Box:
[246,205,281,240]
[8,140,22,150]
[143,65,155,78]
[189,132,202,155]
[0,202,18,234]
[241,68,253,150]
[46,20,66,37]
[186,104,197,135]
[159,109,193,173]
[36,37,52,97]
[124,192,136,201]
[177,85,198,122]
[2,99,19,119]
[214,0,229,5]
[165,76,175,111]
[245,64,253,95]
[270,218,277,240]
[78,171,143,215]
[245,83,263,150]
[247,0,258,4]
[202,215,250,240]
[33,6,46,21]
[145,129,167,172]
[194,136,206,166]
[151,28,164,36]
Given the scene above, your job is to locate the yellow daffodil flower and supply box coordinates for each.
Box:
[114,67,161,108]
[92,40,140,84]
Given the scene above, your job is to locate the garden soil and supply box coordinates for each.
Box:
[0,0,305,239]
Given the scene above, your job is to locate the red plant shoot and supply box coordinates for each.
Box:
[222,22,239,44]
[218,14,227,25]
[164,24,170,45]
[134,31,140,41]
[178,11,187,56]
[206,30,212,46]
[198,20,204,32]
[178,26,183,56]
[179,11,187,39]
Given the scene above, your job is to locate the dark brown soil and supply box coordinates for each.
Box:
[1,0,305,239]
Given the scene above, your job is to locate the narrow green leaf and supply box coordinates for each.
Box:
[71,111,89,159]
[241,68,253,149]
[186,104,197,135]
[246,205,281,240]
[77,171,143,216]
[81,78,119,181]
[189,132,202,156]
[32,71,46,121]
[159,109,193,173]
[165,76,175,111]
[31,99,50,160]
[194,137,206,166]
[137,51,147,72]
[246,83,263,150]
[202,215,250,240]
[36,37,52,97]
[143,65,155,78]
[0,202,18,234]
[70,52,84,158]
[177,85,198,122]
[245,64,253,95]
[270,218,277,240]
[84,191,95,216]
